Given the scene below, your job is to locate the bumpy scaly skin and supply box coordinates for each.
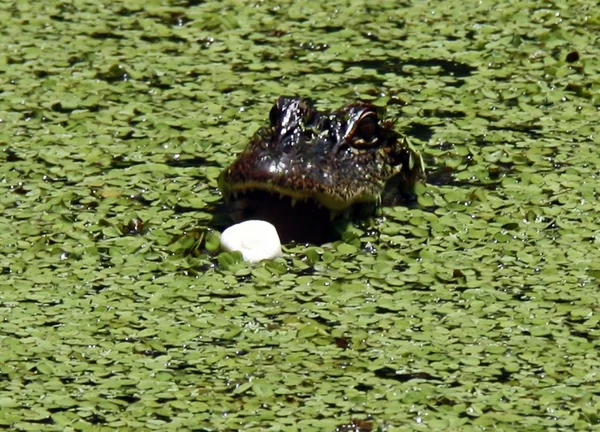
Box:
[218,96,424,212]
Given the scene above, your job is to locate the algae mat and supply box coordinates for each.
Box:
[1,0,599,430]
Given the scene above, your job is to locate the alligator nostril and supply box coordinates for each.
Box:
[269,104,280,127]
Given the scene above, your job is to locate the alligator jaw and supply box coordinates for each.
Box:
[222,190,343,244]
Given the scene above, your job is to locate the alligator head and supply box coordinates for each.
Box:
[218,96,424,243]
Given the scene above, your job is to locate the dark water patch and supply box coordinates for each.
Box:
[494,368,513,383]
[208,291,245,300]
[487,123,544,139]
[70,196,103,212]
[172,202,216,215]
[49,14,70,22]
[106,156,146,170]
[408,58,475,85]
[310,25,346,33]
[421,108,466,119]
[342,75,387,88]
[6,56,26,65]
[4,148,23,162]
[115,395,140,404]
[435,141,455,151]
[164,155,208,168]
[81,413,107,425]
[114,7,143,17]
[140,34,189,44]
[445,78,468,88]
[41,173,74,184]
[348,58,476,79]
[195,36,218,49]
[362,29,404,42]
[425,164,508,189]
[297,41,330,52]
[175,0,209,7]
[334,336,350,349]
[294,294,326,305]
[431,395,461,407]
[21,109,52,121]
[335,418,374,432]
[148,73,175,90]
[48,407,71,416]
[564,82,595,100]
[565,320,596,343]
[27,416,55,425]
[50,102,78,114]
[374,367,443,382]
[139,349,165,358]
[346,59,407,76]
[58,377,78,385]
[146,11,192,27]
[310,314,338,327]
[404,122,434,142]
[95,64,130,82]
[40,320,63,327]
[168,227,211,257]
[354,383,373,392]
[374,305,403,314]
[89,30,125,40]
[32,69,51,78]
[393,262,409,272]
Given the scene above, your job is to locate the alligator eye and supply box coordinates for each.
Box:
[354,113,378,144]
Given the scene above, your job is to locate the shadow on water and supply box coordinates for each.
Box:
[350,58,476,79]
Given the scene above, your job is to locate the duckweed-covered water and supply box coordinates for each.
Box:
[1,0,599,430]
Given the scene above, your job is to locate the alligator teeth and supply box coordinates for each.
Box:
[291,198,298,207]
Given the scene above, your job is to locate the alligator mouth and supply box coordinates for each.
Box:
[221,190,345,244]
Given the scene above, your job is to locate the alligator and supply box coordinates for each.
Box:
[218,96,424,243]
